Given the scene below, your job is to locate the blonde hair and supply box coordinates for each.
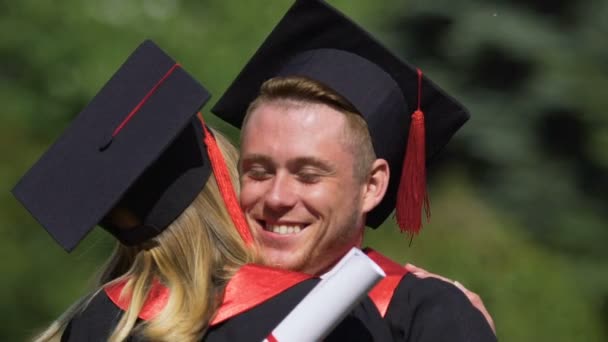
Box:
[244,76,376,181]
[34,128,253,342]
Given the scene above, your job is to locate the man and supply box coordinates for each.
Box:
[212,0,497,340]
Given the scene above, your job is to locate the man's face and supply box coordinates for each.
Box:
[239,100,367,275]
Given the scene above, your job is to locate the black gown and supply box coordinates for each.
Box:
[382,273,497,341]
[62,252,497,342]
[366,249,497,342]
[61,270,393,341]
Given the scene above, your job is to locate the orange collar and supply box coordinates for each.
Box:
[364,248,409,316]
[104,277,169,321]
[104,251,404,321]
[103,264,312,324]
[210,264,312,325]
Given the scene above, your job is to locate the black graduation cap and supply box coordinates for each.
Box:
[211,0,470,234]
[12,40,213,252]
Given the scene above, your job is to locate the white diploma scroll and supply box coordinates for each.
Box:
[263,247,385,342]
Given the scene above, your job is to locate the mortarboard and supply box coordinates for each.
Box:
[12,40,252,252]
[211,0,470,235]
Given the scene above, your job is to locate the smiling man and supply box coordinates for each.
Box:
[239,86,383,275]
[212,0,497,341]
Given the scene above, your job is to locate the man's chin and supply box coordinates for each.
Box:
[259,248,306,271]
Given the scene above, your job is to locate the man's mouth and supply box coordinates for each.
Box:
[260,221,306,235]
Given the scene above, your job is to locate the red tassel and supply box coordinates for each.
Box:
[395,69,430,235]
[197,113,253,245]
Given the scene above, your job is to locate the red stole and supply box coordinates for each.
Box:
[104,264,312,324]
[104,277,169,321]
[104,249,407,321]
[364,248,409,316]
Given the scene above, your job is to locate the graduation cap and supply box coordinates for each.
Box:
[212,0,470,235]
[12,40,252,252]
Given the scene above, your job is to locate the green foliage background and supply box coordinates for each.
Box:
[1,0,606,341]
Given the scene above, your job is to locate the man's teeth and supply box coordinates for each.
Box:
[265,224,302,235]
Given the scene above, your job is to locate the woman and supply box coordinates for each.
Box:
[14,41,391,342]
[36,127,252,342]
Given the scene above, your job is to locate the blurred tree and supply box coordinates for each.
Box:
[386,0,608,339]
[391,0,608,257]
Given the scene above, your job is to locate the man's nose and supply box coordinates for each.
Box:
[264,173,297,211]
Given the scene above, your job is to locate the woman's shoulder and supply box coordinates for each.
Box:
[61,291,123,342]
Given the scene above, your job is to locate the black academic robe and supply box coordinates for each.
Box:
[61,264,392,341]
[366,249,497,342]
[62,252,497,342]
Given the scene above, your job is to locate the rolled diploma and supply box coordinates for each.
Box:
[264,247,386,342]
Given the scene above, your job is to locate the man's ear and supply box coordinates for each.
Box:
[361,158,389,214]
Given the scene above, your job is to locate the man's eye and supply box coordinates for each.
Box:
[246,168,270,180]
[298,172,321,183]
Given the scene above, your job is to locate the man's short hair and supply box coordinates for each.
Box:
[243,76,377,182]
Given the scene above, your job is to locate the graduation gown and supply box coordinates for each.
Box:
[365,249,497,342]
[61,264,392,341]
